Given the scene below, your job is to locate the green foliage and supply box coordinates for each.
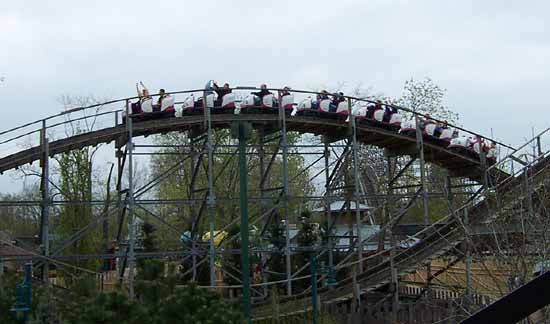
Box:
[149,129,313,246]
[266,214,286,286]
[296,210,320,250]
[0,185,41,237]
[55,147,99,279]
[223,225,242,285]
[140,222,157,252]
[0,273,18,324]
[352,77,469,225]
[60,291,150,324]
[0,260,245,323]
[156,284,245,324]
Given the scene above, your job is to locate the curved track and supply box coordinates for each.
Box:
[253,153,550,319]
[0,88,528,319]
[0,114,504,182]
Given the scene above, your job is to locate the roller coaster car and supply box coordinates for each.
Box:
[471,139,498,164]
[222,93,236,108]
[176,94,198,117]
[140,98,154,113]
[357,104,402,131]
[422,123,459,147]
[448,136,472,156]
[294,98,320,116]
[176,93,219,117]
[423,121,437,136]
[439,128,455,142]
[281,94,294,112]
[397,120,416,137]
[238,94,279,114]
[124,96,175,122]
[486,146,498,164]
[318,99,349,120]
[212,92,236,114]
[158,95,175,117]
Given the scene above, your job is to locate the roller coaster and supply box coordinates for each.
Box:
[0,84,549,322]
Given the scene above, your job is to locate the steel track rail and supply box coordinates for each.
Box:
[0,114,505,183]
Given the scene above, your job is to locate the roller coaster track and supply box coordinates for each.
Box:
[0,114,506,182]
[1,87,538,319]
[252,131,550,319]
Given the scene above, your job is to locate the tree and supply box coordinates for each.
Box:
[55,147,98,274]
[148,129,314,286]
[49,95,113,283]
[59,291,151,324]
[0,184,41,237]
[294,210,321,291]
[156,284,245,324]
[395,77,459,124]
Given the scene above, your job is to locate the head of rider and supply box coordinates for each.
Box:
[158,89,167,105]
[253,84,271,98]
[141,88,150,103]
[281,86,291,96]
[220,83,231,96]
[261,84,269,95]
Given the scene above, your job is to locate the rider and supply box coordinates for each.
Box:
[366,100,383,119]
[279,86,291,97]
[319,90,330,100]
[132,81,151,114]
[136,82,151,103]
[154,88,168,112]
[251,84,273,106]
[213,82,232,106]
[330,92,345,112]
[252,84,272,99]
[383,99,397,122]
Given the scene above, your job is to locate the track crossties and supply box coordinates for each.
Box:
[0,114,497,182]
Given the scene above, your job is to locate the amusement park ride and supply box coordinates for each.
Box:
[0,83,549,322]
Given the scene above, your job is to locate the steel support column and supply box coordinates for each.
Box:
[387,156,399,312]
[237,121,251,321]
[40,120,50,283]
[309,253,318,324]
[258,130,268,298]
[414,115,429,227]
[278,94,292,296]
[204,90,216,287]
[414,115,431,295]
[349,98,363,273]
[324,141,334,280]
[464,207,472,299]
[126,100,136,298]
[189,134,199,281]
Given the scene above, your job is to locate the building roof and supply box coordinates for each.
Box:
[312,201,373,213]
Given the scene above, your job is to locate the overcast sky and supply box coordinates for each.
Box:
[1,0,549,191]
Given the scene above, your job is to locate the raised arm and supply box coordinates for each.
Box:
[140,81,149,93]
[136,83,143,98]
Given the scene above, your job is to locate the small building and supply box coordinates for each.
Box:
[312,201,374,225]
[0,231,35,273]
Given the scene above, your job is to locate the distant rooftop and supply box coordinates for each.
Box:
[312,201,373,212]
